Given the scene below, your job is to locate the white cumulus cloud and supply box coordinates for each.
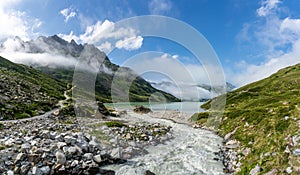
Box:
[115,36,143,51]
[60,7,76,23]
[0,0,42,41]
[97,41,113,54]
[233,1,300,87]
[231,40,300,86]
[280,18,300,37]
[59,19,143,53]
[257,0,281,17]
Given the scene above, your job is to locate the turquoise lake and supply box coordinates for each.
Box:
[105,102,205,114]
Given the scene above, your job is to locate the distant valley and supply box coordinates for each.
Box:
[0,35,179,103]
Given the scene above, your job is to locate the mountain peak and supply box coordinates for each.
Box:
[70,39,77,45]
[48,35,68,46]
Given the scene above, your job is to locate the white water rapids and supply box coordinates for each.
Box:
[104,111,225,175]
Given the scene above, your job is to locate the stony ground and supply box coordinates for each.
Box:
[0,111,171,175]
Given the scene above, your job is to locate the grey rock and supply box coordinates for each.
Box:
[263,169,277,175]
[286,167,292,174]
[55,135,64,142]
[71,160,79,167]
[224,128,237,141]
[4,138,14,147]
[77,141,89,153]
[242,147,251,156]
[41,130,50,139]
[30,140,38,146]
[7,170,14,175]
[111,147,122,159]
[250,164,261,175]
[264,152,271,157]
[55,151,66,164]
[32,166,43,175]
[15,153,26,161]
[83,153,93,160]
[40,166,50,174]
[86,161,100,174]
[64,135,75,144]
[125,133,132,140]
[24,136,33,142]
[284,146,291,154]
[20,163,31,175]
[129,141,137,147]
[49,131,57,140]
[84,133,92,141]
[67,146,77,155]
[89,139,100,148]
[21,143,31,152]
[62,146,69,153]
[292,135,300,146]
[56,142,67,149]
[73,145,83,155]
[57,165,66,173]
[293,149,300,156]
[93,155,102,164]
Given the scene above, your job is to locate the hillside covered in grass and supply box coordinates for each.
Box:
[37,64,179,103]
[0,56,66,120]
[4,35,179,103]
[192,63,300,174]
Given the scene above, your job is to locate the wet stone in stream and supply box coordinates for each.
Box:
[82,120,174,160]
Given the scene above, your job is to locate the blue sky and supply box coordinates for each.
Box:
[1,0,300,88]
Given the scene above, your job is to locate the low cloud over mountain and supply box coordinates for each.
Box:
[0,35,113,74]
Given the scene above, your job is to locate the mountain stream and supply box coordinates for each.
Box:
[104,110,225,175]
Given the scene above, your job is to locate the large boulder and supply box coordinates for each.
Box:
[133,105,151,114]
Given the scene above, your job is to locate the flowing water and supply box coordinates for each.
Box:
[104,103,225,175]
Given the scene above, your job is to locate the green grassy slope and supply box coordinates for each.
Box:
[37,66,180,103]
[192,63,300,174]
[0,56,66,120]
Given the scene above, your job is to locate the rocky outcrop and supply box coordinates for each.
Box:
[133,105,152,114]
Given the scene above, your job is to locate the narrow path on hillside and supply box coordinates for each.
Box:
[0,87,73,123]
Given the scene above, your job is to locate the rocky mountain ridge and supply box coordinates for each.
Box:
[0,35,179,103]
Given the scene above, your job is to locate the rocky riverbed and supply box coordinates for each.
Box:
[100,110,226,175]
[0,99,241,175]
[0,111,173,175]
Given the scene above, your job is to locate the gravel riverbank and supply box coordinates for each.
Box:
[0,110,173,175]
[0,104,238,175]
